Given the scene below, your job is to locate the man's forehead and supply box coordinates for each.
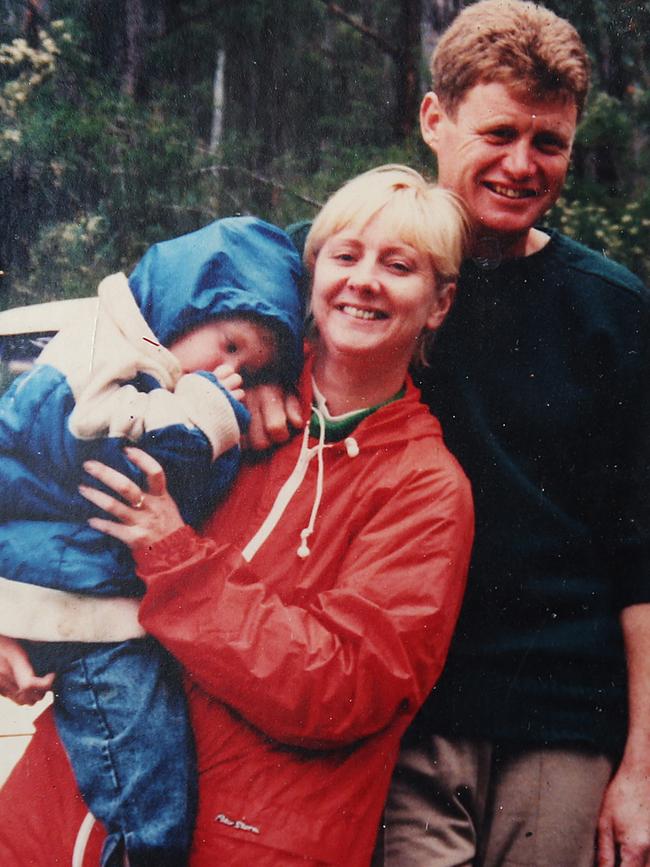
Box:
[454,81,578,129]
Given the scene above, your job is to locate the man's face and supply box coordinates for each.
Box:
[420,82,577,256]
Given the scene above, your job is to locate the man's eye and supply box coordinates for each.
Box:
[485,128,515,143]
[226,342,238,354]
[535,136,566,154]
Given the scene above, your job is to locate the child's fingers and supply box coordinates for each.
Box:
[214,365,244,395]
[230,388,245,403]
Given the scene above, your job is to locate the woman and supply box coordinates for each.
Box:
[0,165,473,866]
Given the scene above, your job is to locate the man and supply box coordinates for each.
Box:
[381,2,650,866]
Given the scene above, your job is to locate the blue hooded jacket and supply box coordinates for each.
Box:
[0,217,304,597]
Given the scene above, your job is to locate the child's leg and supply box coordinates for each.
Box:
[47,637,196,867]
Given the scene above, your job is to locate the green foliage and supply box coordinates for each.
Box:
[547,194,650,282]
[0,0,648,308]
[6,213,115,307]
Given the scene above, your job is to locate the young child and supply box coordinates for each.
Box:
[0,216,304,867]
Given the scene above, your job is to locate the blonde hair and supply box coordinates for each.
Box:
[432,0,590,119]
[304,165,468,285]
[304,165,469,366]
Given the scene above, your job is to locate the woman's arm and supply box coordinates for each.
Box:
[82,449,473,749]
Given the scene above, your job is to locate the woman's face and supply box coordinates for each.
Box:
[310,214,450,371]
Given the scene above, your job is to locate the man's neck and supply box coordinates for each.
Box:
[471,228,551,264]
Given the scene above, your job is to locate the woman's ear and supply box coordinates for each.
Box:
[420,92,444,154]
[425,282,456,331]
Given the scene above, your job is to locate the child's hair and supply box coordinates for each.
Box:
[304,164,468,285]
[303,164,469,366]
[431,0,590,119]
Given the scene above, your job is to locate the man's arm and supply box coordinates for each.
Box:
[598,602,650,867]
[242,383,304,451]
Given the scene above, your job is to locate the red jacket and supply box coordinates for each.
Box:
[0,361,473,866]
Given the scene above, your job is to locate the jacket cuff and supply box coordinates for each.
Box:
[133,525,201,578]
[175,372,245,460]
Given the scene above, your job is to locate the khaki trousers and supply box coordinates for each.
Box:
[379,735,614,867]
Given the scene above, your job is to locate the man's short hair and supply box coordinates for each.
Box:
[431,0,590,118]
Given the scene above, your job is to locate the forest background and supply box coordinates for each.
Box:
[1,0,649,310]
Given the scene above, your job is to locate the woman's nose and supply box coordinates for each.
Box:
[348,261,380,293]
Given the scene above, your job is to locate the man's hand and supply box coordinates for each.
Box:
[598,762,650,866]
[242,383,303,451]
[0,635,54,705]
[598,603,650,866]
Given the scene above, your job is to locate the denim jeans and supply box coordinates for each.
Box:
[24,637,196,867]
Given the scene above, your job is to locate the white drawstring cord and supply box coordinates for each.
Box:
[242,407,360,563]
[71,812,95,867]
[297,407,327,558]
[344,436,359,458]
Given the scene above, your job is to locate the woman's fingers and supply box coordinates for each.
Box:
[86,515,134,544]
[78,482,140,523]
[123,447,168,497]
[82,459,144,507]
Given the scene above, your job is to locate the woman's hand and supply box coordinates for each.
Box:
[0,635,54,705]
[78,447,186,551]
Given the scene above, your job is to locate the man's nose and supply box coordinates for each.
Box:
[503,139,535,177]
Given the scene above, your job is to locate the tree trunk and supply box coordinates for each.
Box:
[122,0,146,98]
[209,48,226,154]
[393,0,422,140]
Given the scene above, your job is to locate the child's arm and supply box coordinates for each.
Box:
[0,636,54,705]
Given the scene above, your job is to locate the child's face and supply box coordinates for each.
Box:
[169,318,278,380]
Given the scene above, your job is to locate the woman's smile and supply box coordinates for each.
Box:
[335,302,389,321]
[310,212,441,374]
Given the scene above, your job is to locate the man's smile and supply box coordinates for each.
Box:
[484,182,538,199]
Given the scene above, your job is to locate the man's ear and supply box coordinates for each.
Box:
[420,92,444,153]
[426,282,456,331]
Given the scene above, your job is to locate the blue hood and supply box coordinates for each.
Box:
[129,217,305,382]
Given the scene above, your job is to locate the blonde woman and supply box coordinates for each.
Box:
[0,166,473,867]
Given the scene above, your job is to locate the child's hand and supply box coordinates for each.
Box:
[0,635,54,705]
[214,364,245,403]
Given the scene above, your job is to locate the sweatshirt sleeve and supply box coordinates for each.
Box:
[605,287,650,608]
[0,362,247,525]
[135,460,474,749]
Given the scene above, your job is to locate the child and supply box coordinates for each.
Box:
[0,216,304,867]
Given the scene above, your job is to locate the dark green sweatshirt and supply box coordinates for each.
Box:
[413,230,650,752]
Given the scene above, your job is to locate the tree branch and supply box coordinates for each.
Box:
[199,164,323,209]
[314,0,398,59]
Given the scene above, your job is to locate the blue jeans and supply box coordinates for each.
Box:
[24,637,196,867]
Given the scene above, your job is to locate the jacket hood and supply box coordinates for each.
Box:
[128,217,305,382]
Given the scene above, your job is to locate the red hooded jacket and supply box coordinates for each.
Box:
[0,358,473,866]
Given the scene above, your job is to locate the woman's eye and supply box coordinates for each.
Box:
[226,342,238,354]
[334,252,355,262]
[388,261,411,273]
